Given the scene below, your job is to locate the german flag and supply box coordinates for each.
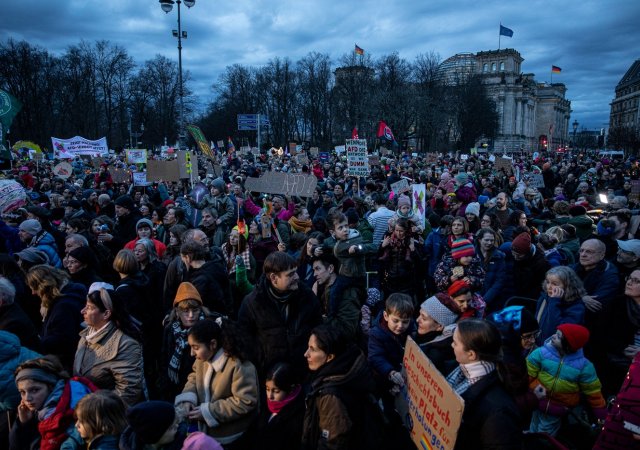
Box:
[355,44,364,55]
[552,65,562,73]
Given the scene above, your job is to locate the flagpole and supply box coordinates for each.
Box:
[498,23,501,50]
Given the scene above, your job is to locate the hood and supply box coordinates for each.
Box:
[347,229,361,240]
[0,330,20,359]
[60,282,88,305]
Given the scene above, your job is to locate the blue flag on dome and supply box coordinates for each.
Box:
[499,25,514,37]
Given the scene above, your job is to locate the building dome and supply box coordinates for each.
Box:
[437,53,477,85]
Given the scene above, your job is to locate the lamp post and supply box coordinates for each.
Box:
[572,119,578,150]
[159,0,195,149]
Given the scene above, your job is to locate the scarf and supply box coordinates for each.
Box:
[168,316,202,384]
[267,385,302,415]
[446,360,495,395]
[288,216,313,233]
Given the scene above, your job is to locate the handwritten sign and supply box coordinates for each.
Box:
[494,156,513,175]
[244,172,317,197]
[391,178,410,195]
[0,180,27,214]
[346,139,369,176]
[526,173,545,189]
[147,160,180,182]
[132,172,151,186]
[126,149,147,164]
[397,337,464,450]
[289,142,297,155]
[52,162,73,179]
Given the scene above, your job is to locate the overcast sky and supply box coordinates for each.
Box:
[2,0,638,131]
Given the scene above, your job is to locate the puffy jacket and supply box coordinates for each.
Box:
[424,228,448,274]
[535,293,585,344]
[368,311,415,379]
[478,248,507,312]
[0,331,40,413]
[30,231,62,268]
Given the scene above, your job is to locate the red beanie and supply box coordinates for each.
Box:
[447,279,470,298]
[511,232,531,254]
[557,323,590,351]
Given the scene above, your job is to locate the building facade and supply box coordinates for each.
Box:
[438,48,572,152]
[610,59,640,130]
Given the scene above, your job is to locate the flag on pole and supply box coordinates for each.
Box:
[499,25,514,37]
[352,127,359,139]
[377,121,396,144]
[186,124,214,159]
[552,65,562,73]
[227,137,236,154]
[0,89,22,130]
[355,44,364,55]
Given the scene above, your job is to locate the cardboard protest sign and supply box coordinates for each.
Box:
[412,184,426,229]
[244,172,317,197]
[132,172,151,186]
[111,168,130,184]
[176,151,199,179]
[309,147,319,157]
[397,337,464,450]
[527,173,545,189]
[126,149,147,164]
[289,142,297,155]
[52,162,73,179]
[345,139,370,176]
[147,160,180,182]
[391,178,410,195]
[494,156,513,175]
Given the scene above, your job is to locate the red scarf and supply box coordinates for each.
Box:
[267,385,302,414]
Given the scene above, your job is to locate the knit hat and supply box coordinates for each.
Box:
[465,202,480,218]
[82,189,95,200]
[114,195,134,211]
[69,246,97,268]
[66,199,82,209]
[232,224,249,240]
[211,178,225,192]
[397,195,411,209]
[182,432,223,450]
[447,279,470,298]
[477,195,489,206]
[451,238,475,259]
[511,232,531,255]
[162,199,175,208]
[26,205,51,220]
[341,198,356,212]
[569,204,587,217]
[19,219,42,236]
[173,282,203,306]
[136,218,153,230]
[345,208,360,225]
[420,295,459,327]
[596,219,615,237]
[455,172,469,185]
[14,248,49,265]
[126,401,176,445]
[557,323,590,352]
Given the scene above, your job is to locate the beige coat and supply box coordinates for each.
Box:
[175,349,259,444]
[73,322,144,407]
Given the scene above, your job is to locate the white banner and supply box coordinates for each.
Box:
[345,139,370,176]
[126,149,147,164]
[132,172,151,186]
[51,136,108,159]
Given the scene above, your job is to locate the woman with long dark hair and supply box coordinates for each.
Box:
[378,218,421,300]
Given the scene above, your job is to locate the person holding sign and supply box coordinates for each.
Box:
[446,319,522,449]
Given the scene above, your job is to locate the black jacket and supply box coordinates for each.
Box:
[454,371,522,450]
[256,389,305,450]
[238,276,322,377]
[0,302,40,351]
[187,260,231,315]
[115,271,149,324]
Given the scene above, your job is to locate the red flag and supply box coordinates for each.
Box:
[352,127,359,139]
[376,121,395,142]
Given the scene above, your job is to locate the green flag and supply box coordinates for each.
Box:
[0,89,22,130]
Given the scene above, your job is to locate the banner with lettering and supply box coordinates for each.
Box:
[345,139,370,176]
[51,136,108,159]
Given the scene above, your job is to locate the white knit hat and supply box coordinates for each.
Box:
[420,296,458,327]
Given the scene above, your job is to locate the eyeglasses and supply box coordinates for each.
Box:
[521,330,540,341]
[626,276,640,285]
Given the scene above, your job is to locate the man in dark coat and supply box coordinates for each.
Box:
[238,252,322,378]
[107,195,142,250]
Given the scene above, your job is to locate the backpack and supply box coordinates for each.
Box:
[38,377,99,450]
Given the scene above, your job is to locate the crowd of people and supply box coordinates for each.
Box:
[1,148,640,449]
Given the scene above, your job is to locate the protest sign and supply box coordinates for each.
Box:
[345,139,370,176]
[412,184,426,229]
[380,146,390,156]
[240,146,251,156]
[391,178,410,195]
[289,142,297,155]
[126,149,147,164]
[460,154,468,161]
[297,154,309,165]
[426,153,438,164]
[217,140,225,149]
[397,337,464,450]
[488,155,496,162]
[494,156,513,175]
[176,151,199,179]
[147,160,180,182]
[309,147,319,157]
[0,180,26,214]
[111,168,130,184]
[245,172,317,197]
[132,172,151,186]
[334,145,345,154]
[52,162,73,179]
[251,147,261,156]
[527,173,545,189]
[51,136,108,159]
[319,152,329,162]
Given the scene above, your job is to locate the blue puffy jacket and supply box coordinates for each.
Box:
[478,248,507,312]
[0,330,40,413]
[31,230,62,268]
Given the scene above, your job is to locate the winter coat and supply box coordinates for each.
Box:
[73,323,144,407]
[195,193,235,227]
[255,389,305,450]
[535,293,585,344]
[238,276,322,377]
[424,228,448,275]
[69,267,102,290]
[187,260,231,315]
[527,339,606,411]
[478,248,507,312]
[453,371,522,450]
[30,230,62,268]
[61,428,120,450]
[115,271,149,324]
[503,244,551,301]
[174,350,259,444]
[301,345,375,450]
[316,281,361,341]
[433,254,485,293]
[368,311,416,379]
[571,259,620,311]
[414,328,457,377]
[0,301,40,351]
[332,229,366,278]
[0,331,40,413]
[111,211,143,249]
[41,282,87,368]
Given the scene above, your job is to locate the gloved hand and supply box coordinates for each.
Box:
[389,370,405,387]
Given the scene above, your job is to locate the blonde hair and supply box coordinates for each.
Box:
[26,265,69,309]
[75,391,127,440]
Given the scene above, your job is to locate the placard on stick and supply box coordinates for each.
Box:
[244,172,317,197]
[346,139,369,176]
[176,151,199,179]
[391,178,410,195]
[494,156,513,175]
[147,160,180,182]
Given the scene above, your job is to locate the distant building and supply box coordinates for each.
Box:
[438,48,572,152]
[610,59,640,130]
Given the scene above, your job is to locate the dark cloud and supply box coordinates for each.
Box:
[2,0,639,130]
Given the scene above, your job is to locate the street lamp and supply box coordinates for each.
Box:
[159,0,195,149]
[128,114,144,149]
[572,119,578,149]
